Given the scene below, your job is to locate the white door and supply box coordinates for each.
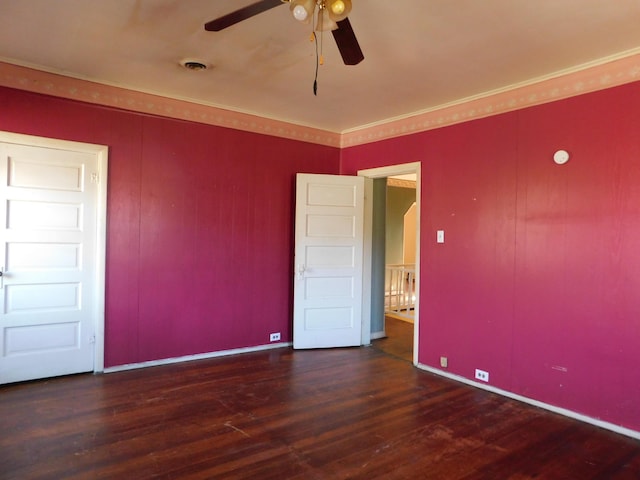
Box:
[0,136,105,384]
[293,173,364,349]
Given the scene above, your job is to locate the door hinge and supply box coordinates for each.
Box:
[89,334,96,344]
[91,173,99,184]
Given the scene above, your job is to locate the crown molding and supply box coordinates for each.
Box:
[0,61,341,148]
[341,50,640,147]
[2,50,640,149]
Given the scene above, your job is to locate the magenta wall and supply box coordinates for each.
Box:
[0,87,340,367]
[341,81,640,432]
[4,80,640,432]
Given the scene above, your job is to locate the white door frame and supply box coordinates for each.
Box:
[358,162,421,365]
[0,131,108,373]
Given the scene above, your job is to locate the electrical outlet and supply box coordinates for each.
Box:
[269,332,281,342]
[475,369,489,382]
[440,356,448,368]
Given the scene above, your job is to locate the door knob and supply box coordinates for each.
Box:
[296,264,306,280]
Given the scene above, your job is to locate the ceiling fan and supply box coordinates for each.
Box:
[204,0,364,66]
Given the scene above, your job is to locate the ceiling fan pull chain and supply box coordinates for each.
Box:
[313,31,319,95]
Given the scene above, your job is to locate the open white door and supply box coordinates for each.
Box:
[293,173,364,349]
[0,133,107,384]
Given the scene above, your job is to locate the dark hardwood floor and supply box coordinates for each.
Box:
[2,344,640,479]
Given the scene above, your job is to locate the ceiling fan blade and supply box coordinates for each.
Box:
[205,0,284,32]
[331,17,364,65]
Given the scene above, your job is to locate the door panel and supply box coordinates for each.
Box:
[293,173,364,349]
[0,141,100,384]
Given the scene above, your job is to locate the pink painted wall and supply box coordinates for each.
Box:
[3,79,640,432]
[0,87,340,367]
[341,81,640,432]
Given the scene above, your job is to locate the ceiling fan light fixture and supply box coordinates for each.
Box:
[316,7,338,31]
[203,0,363,67]
[290,0,314,23]
[327,0,351,22]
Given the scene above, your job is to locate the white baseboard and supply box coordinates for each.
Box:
[416,363,640,441]
[103,342,292,374]
[105,345,639,440]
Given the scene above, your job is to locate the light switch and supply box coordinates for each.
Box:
[437,230,445,243]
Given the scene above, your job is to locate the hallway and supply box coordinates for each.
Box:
[372,316,413,362]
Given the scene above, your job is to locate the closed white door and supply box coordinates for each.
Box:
[0,136,105,384]
[293,173,364,349]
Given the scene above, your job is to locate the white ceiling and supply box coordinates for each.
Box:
[1,0,639,133]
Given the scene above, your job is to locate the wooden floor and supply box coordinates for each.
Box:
[373,316,414,362]
[2,345,640,479]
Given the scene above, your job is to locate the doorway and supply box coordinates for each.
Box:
[359,162,420,365]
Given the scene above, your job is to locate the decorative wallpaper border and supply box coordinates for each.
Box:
[2,51,640,149]
[341,51,640,148]
[0,62,341,147]
[387,178,416,189]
